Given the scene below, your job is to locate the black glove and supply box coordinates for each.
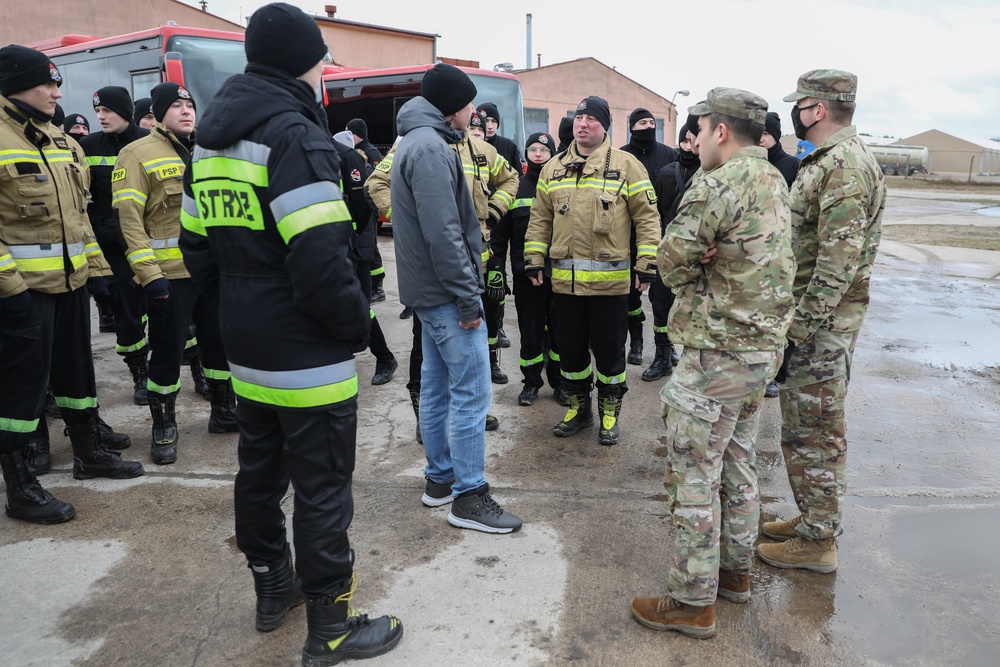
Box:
[636,271,655,285]
[0,290,31,319]
[143,277,170,301]
[775,341,796,384]
[87,276,110,298]
[524,267,543,284]
[486,270,505,303]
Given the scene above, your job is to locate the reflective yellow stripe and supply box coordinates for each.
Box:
[84,242,102,257]
[511,198,533,210]
[524,241,549,255]
[493,190,514,206]
[0,150,43,165]
[0,417,40,434]
[562,365,593,381]
[0,254,14,271]
[229,360,359,408]
[195,155,268,188]
[520,354,544,367]
[636,244,657,257]
[127,248,155,266]
[627,180,653,197]
[276,200,351,244]
[153,248,183,261]
[552,268,630,282]
[596,370,626,385]
[114,189,148,206]
[86,155,116,167]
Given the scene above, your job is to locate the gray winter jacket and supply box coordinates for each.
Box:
[391,97,484,323]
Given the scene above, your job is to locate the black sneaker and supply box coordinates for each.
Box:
[517,385,539,406]
[421,477,453,507]
[485,414,499,431]
[764,380,780,398]
[399,306,413,319]
[371,357,398,385]
[447,484,522,534]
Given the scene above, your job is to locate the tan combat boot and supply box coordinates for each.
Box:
[717,570,750,604]
[761,515,802,541]
[630,596,715,638]
[756,536,837,573]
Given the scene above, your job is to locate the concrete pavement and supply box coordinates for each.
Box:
[2,188,999,666]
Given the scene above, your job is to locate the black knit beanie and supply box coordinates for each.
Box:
[347,118,368,141]
[558,116,574,146]
[469,109,485,131]
[628,107,654,130]
[678,125,688,144]
[525,132,555,154]
[0,45,62,97]
[93,86,133,123]
[421,63,477,117]
[685,110,701,137]
[245,3,328,77]
[150,82,195,122]
[133,97,152,124]
[575,96,611,132]
[765,111,781,140]
[478,102,500,124]
[64,112,91,133]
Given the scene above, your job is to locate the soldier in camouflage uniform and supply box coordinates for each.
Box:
[631,88,795,638]
[756,70,886,574]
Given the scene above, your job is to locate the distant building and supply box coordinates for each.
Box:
[515,57,678,148]
[895,130,1000,176]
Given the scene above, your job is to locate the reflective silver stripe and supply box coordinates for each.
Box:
[270,181,342,224]
[149,237,181,249]
[551,258,626,271]
[7,241,86,259]
[182,193,199,218]
[228,359,357,389]
[194,139,271,167]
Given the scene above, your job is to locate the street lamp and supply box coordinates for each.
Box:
[671,89,690,104]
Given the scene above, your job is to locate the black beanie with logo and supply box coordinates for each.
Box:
[63,112,91,133]
[421,63,477,117]
[575,96,611,132]
[150,82,195,122]
[0,45,62,97]
[93,86,133,123]
[478,102,500,124]
[245,2,329,77]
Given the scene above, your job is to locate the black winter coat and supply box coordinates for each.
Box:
[78,123,149,251]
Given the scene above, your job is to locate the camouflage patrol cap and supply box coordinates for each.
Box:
[783,69,857,103]
[687,87,767,125]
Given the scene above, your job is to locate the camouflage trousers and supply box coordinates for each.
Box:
[660,347,777,606]
[778,328,859,541]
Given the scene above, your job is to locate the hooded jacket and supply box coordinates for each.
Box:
[620,135,678,181]
[178,64,369,409]
[390,96,484,323]
[79,122,148,252]
[766,141,801,189]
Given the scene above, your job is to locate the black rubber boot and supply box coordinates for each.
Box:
[408,387,422,445]
[24,417,51,476]
[301,575,403,667]
[94,293,117,333]
[92,407,131,451]
[1,449,75,524]
[553,388,593,437]
[189,356,211,401]
[126,356,149,406]
[148,394,178,465]
[641,341,674,382]
[497,302,511,348]
[208,380,239,434]
[597,385,623,446]
[490,348,508,384]
[370,274,386,303]
[251,544,304,632]
[627,320,643,365]
[68,419,145,480]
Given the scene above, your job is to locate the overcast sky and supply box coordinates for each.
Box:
[186,0,1000,142]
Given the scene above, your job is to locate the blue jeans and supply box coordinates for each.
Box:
[415,301,491,497]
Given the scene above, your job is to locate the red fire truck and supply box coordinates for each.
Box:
[30,26,526,156]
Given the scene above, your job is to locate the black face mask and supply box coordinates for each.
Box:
[791,104,819,141]
[630,127,656,149]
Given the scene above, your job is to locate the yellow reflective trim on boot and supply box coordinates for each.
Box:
[602,414,617,430]
[325,631,352,652]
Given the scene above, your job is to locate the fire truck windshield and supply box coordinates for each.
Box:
[468,74,525,156]
[166,35,247,108]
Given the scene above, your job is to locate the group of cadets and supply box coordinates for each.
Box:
[1,1,884,657]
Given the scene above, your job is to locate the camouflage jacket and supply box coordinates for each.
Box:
[657,146,794,351]
[787,126,886,343]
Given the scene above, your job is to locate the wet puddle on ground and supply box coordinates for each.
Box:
[974,206,1000,217]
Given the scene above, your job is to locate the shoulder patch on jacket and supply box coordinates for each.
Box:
[375,160,391,173]
[645,190,657,203]
[111,168,126,182]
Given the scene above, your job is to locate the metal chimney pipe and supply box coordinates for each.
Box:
[526,14,532,70]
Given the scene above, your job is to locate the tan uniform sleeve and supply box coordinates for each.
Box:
[112,149,162,286]
[0,240,28,298]
[487,154,518,222]
[626,160,660,276]
[523,166,554,270]
[364,152,394,220]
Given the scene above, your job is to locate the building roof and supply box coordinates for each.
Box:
[314,14,438,39]
[897,129,1000,152]
[514,57,675,108]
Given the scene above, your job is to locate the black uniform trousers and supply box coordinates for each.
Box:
[552,292,628,394]
[650,271,676,344]
[0,288,96,454]
[354,257,393,363]
[105,249,148,359]
[513,274,561,389]
[234,397,357,597]
[146,278,227,395]
[484,293,501,349]
[627,228,646,326]
[407,317,422,393]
